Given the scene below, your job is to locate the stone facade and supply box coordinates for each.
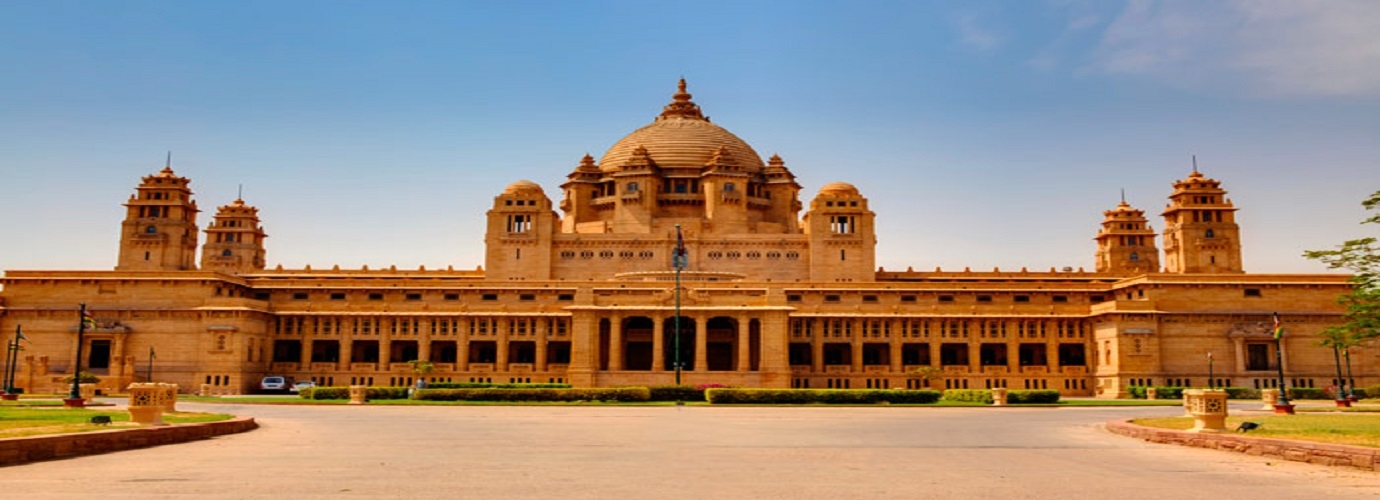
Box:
[0,81,1367,396]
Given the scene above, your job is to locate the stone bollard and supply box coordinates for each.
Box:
[1184,389,1228,433]
[79,383,97,400]
[348,385,368,405]
[1261,389,1279,410]
[158,383,179,412]
[127,383,169,426]
[1145,387,1158,400]
[199,384,212,397]
[991,388,1008,406]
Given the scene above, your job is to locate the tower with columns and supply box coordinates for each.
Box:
[116,164,201,271]
[1161,168,1243,273]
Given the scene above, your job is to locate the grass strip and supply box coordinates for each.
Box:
[1131,414,1380,448]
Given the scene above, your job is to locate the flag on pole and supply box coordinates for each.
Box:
[7,340,21,352]
[15,326,26,342]
[82,310,98,330]
[1207,352,1213,363]
[673,225,687,269]
[1272,313,1283,339]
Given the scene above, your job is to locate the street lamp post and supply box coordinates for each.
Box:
[147,346,156,383]
[1272,312,1290,408]
[69,303,89,405]
[673,224,686,387]
[1343,348,1356,400]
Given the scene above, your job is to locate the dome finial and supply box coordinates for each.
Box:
[660,77,705,120]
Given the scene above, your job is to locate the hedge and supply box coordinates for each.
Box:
[413,387,650,402]
[1287,387,1331,400]
[298,386,410,400]
[1223,387,1260,400]
[647,385,708,402]
[1006,390,1060,404]
[940,389,992,404]
[705,389,942,405]
[425,382,571,390]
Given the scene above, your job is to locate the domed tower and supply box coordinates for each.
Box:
[804,182,876,282]
[201,197,267,274]
[116,163,201,271]
[485,180,558,280]
[1161,167,1243,273]
[558,79,803,237]
[1094,196,1159,274]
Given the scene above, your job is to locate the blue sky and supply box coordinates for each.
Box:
[2,1,1378,274]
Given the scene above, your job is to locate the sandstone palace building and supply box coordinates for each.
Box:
[0,81,1369,397]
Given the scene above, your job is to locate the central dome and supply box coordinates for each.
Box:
[599,80,765,172]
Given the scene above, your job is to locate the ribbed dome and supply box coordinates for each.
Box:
[818,182,860,196]
[599,80,765,172]
[503,180,545,196]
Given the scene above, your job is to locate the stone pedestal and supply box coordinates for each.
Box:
[199,384,213,397]
[992,388,1008,406]
[158,383,179,412]
[79,383,97,400]
[1145,387,1158,400]
[348,385,368,405]
[62,398,85,408]
[0,393,17,401]
[127,383,169,426]
[1184,389,1228,433]
[1261,389,1279,410]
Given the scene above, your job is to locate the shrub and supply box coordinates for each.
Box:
[297,386,410,400]
[1126,386,1147,399]
[1149,386,1185,399]
[1223,387,1260,400]
[1287,387,1331,400]
[1007,390,1060,404]
[704,389,941,405]
[647,385,707,402]
[62,371,101,384]
[414,387,650,402]
[426,382,571,389]
[941,389,993,404]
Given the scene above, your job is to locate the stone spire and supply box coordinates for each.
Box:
[658,78,706,121]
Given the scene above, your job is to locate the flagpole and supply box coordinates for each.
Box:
[1207,352,1213,389]
[3,326,17,395]
[69,303,88,405]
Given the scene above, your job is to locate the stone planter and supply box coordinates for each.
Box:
[1184,389,1228,433]
[348,385,368,405]
[127,383,170,426]
[1336,399,1352,408]
[992,388,1007,406]
[1273,404,1296,415]
[1145,387,1158,400]
[158,383,179,412]
[1261,389,1280,410]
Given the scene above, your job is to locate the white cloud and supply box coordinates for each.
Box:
[1091,0,1380,97]
[954,13,1003,51]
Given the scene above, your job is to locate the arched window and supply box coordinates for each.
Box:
[144,225,157,234]
[724,182,735,192]
[626,182,639,192]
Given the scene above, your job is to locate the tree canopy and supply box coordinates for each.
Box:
[1304,190,1380,348]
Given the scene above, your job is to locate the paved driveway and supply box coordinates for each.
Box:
[2,402,1377,499]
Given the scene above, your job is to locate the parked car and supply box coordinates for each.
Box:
[290,380,316,393]
[259,376,289,393]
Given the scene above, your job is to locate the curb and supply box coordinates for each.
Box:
[1105,418,1380,472]
[0,416,258,467]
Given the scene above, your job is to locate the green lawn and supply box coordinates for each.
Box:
[1132,414,1380,448]
[0,407,233,438]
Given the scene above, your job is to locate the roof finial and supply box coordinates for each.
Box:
[1120,188,1126,204]
[659,77,705,120]
[1192,154,1198,174]
[238,183,244,201]
[166,150,171,169]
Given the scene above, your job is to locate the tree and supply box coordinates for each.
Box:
[1304,190,1380,395]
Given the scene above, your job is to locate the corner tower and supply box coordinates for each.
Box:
[1094,197,1159,274]
[1161,168,1243,273]
[116,165,201,271]
[485,180,558,280]
[201,198,267,274]
[804,182,876,282]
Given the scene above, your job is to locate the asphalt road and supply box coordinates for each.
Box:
[2,401,1377,499]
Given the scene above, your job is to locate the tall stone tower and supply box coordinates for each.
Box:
[804,182,876,282]
[201,198,268,274]
[1094,197,1159,274]
[116,165,201,271]
[485,180,558,280]
[1161,169,1243,273]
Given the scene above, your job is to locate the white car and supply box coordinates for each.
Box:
[259,376,288,393]
[290,380,316,393]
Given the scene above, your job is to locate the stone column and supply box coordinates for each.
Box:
[737,317,751,371]
[378,317,392,370]
[610,313,624,371]
[496,317,510,371]
[811,318,824,373]
[457,322,470,372]
[889,319,903,373]
[535,319,548,372]
[693,313,708,372]
[1233,337,1246,373]
[651,315,665,371]
[418,318,432,363]
[850,319,863,373]
[339,321,354,371]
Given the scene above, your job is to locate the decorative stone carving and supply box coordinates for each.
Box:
[348,385,367,405]
[1184,389,1228,433]
[127,383,169,425]
[991,388,1008,406]
[1261,388,1279,410]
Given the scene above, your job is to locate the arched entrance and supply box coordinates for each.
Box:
[705,316,737,371]
[662,316,697,371]
[622,316,655,370]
